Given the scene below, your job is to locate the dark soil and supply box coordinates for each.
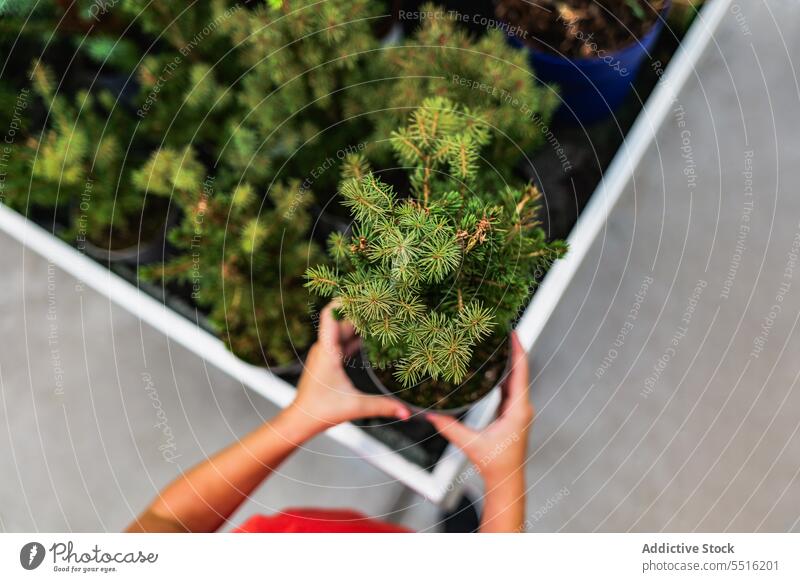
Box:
[496,0,667,57]
[372,335,510,412]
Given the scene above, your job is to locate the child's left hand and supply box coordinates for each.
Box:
[289,301,411,428]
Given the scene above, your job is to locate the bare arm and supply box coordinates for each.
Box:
[479,461,528,533]
[126,407,325,533]
[127,302,409,533]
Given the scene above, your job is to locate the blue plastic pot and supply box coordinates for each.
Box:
[509,3,670,124]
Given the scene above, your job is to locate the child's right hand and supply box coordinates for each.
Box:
[427,332,534,485]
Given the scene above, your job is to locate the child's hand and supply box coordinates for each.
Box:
[289,301,410,428]
[427,332,533,484]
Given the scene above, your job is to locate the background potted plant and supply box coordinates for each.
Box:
[137,147,324,374]
[1,0,244,261]
[3,62,174,265]
[495,0,670,124]
[222,0,559,200]
[306,99,566,412]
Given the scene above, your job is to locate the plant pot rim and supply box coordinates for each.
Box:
[264,349,309,377]
[81,237,161,262]
[360,337,511,417]
[507,0,671,63]
[77,202,179,265]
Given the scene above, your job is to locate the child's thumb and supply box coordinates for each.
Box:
[426,413,477,450]
[362,395,411,421]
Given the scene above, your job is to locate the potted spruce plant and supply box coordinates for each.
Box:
[136,147,324,373]
[305,99,566,412]
[2,62,175,264]
[495,0,670,124]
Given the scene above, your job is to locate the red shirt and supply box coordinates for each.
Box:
[235,508,411,533]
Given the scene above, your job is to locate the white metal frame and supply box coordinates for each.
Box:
[0,0,730,508]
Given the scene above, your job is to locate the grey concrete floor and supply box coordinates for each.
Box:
[515,0,800,532]
[2,0,799,532]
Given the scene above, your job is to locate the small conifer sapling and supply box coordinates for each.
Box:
[306,99,566,410]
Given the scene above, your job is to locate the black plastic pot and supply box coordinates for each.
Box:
[264,352,308,380]
[360,340,510,417]
[80,204,179,267]
[309,203,351,243]
[345,350,452,468]
[82,236,169,266]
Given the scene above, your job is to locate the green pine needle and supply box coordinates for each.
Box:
[419,233,461,283]
[304,265,340,297]
[340,175,394,224]
[370,315,401,346]
[353,278,396,321]
[328,231,350,263]
[458,301,495,341]
[433,326,471,383]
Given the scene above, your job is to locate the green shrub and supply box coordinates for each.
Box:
[306,99,566,405]
[2,62,162,248]
[137,146,324,366]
